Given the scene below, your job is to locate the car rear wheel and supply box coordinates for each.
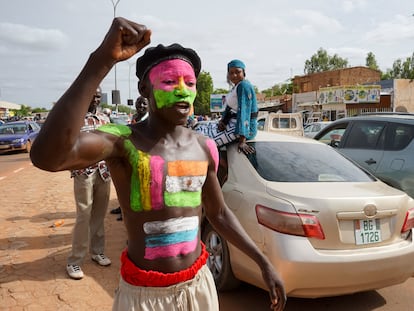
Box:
[25,140,31,153]
[202,224,240,291]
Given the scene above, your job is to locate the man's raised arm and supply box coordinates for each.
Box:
[30,17,151,171]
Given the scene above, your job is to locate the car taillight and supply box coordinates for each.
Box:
[401,207,414,233]
[255,204,325,240]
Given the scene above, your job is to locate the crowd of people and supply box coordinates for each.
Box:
[30,16,285,311]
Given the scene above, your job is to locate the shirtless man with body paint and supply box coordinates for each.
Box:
[30,17,286,311]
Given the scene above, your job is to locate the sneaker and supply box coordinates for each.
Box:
[66,264,84,280]
[110,207,121,214]
[91,254,111,266]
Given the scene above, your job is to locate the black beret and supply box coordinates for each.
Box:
[136,43,201,80]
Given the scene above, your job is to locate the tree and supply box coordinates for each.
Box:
[261,79,293,98]
[32,107,49,113]
[304,48,348,74]
[382,53,414,80]
[365,52,379,71]
[212,88,229,95]
[194,71,213,115]
[11,105,32,117]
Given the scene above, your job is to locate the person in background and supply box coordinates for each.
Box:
[132,95,149,124]
[30,17,286,310]
[66,87,112,280]
[195,59,258,154]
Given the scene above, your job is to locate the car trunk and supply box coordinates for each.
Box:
[265,181,411,250]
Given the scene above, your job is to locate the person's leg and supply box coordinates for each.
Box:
[89,173,111,257]
[67,174,94,266]
[195,118,237,147]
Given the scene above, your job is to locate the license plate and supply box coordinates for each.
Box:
[354,219,381,245]
[0,144,10,149]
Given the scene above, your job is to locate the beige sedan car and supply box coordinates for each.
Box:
[202,131,414,298]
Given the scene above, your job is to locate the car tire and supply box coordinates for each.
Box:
[202,223,240,291]
[25,140,31,153]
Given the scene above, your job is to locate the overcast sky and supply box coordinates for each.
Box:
[0,0,413,109]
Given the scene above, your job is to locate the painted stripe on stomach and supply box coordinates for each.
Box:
[143,216,199,234]
[145,228,198,247]
[143,216,199,260]
[144,237,198,260]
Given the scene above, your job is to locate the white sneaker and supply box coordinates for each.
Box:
[91,254,111,266]
[66,264,84,280]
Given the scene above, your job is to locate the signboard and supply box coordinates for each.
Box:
[319,85,380,104]
[318,87,342,104]
[210,94,226,112]
[343,86,380,104]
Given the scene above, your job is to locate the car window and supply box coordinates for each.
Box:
[316,123,348,145]
[246,141,374,182]
[272,117,297,129]
[384,123,414,151]
[257,118,265,131]
[30,122,40,131]
[344,121,385,150]
[11,125,27,134]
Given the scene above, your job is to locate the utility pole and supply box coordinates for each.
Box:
[110,0,121,113]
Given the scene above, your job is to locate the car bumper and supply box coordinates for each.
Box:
[229,231,414,298]
[0,143,26,153]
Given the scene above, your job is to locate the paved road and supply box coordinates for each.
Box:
[0,152,32,181]
[1,158,413,310]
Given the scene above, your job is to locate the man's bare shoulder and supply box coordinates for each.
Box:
[96,123,132,137]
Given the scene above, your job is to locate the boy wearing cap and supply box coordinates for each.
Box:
[30,17,285,311]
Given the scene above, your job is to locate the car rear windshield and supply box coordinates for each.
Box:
[246,141,374,182]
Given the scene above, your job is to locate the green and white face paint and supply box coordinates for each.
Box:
[148,59,197,109]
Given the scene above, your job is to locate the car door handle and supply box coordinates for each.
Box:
[365,158,376,165]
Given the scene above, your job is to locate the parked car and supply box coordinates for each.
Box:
[202,130,414,298]
[257,112,304,136]
[110,113,131,125]
[0,120,41,154]
[314,113,414,199]
[303,121,332,138]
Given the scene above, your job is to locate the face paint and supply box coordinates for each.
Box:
[148,59,197,109]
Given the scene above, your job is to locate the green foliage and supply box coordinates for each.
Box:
[212,88,229,94]
[261,79,293,97]
[365,52,379,71]
[32,107,48,113]
[11,105,32,117]
[194,71,214,115]
[304,48,348,74]
[382,53,414,80]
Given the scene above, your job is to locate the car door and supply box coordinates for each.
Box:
[339,121,386,173]
[374,122,414,191]
[27,122,39,141]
